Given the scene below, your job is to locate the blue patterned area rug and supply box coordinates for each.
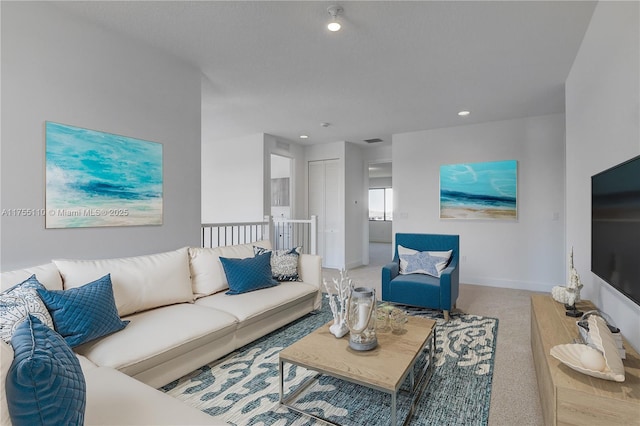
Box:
[161,300,498,425]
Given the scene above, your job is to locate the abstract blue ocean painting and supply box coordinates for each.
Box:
[45,122,163,228]
[440,160,517,219]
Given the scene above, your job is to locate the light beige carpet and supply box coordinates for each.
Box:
[323,243,544,426]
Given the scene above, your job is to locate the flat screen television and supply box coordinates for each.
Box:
[591,155,640,307]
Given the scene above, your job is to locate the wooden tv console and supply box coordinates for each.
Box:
[530,294,640,425]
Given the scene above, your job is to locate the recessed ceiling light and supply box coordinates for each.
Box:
[299,135,309,139]
[458,110,470,116]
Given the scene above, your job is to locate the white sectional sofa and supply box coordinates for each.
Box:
[0,241,322,425]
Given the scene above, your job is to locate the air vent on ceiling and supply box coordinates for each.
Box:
[363,138,383,144]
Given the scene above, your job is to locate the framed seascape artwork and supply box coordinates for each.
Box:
[45,122,163,229]
[440,160,517,220]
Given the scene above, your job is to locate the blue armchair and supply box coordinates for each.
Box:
[381,233,460,321]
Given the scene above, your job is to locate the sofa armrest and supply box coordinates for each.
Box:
[298,254,322,290]
[298,254,323,310]
[381,260,399,298]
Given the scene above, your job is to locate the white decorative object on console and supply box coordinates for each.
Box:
[550,315,625,382]
[551,247,583,306]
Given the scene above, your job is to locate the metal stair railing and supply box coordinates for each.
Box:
[201,215,317,255]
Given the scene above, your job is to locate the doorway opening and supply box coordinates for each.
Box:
[368,161,393,265]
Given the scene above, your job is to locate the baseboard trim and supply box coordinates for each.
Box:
[345,260,363,270]
[463,277,555,293]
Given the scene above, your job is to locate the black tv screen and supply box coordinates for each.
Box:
[591,155,640,307]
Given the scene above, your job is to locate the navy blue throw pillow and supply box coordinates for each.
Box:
[7,315,86,426]
[37,274,129,348]
[220,252,279,295]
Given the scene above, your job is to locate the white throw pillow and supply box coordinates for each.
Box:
[188,241,271,298]
[398,245,452,278]
[54,248,193,317]
[1,263,63,292]
[0,275,55,345]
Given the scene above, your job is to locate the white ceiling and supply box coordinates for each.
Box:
[54,1,597,147]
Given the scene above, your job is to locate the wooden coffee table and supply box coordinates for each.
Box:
[279,316,436,425]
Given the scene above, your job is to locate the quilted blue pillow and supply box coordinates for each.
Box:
[37,274,129,348]
[220,252,279,295]
[6,315,86,426]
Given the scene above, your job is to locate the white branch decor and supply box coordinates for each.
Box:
[322,269,352,338]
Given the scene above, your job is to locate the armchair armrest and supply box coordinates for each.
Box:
[381,260,400,298]
[439,258,459,310]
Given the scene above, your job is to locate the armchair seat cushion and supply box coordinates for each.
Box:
[387,274,442,306]
[392,273,441,287]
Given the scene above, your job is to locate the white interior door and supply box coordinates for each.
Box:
[308,159,341,268]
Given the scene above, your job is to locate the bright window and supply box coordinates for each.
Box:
[369,188,393,221]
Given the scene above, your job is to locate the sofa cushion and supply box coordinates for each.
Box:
[220,252,279,295]
[188,240,272,298]
[398,245,452,277]
[37,274,129,348]
[195,281,317,328]
[74,303,237,377]
[0,263,63,292]
[0,275,55,344]
[6,315,86,426]
[53,247,193,317]
[76,354,98,373]
[217,240,271,259]
[82,365,218,425]
[1,339,13,426]
[188,246,226,297]
[254,246,302,281]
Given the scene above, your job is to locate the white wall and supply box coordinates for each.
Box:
[365,145,393,248]
[1,2,201,270]
[201,133,264,223]
[370,177,392,188]
[364,144,392,165]
[345,142,365,269]
[368,176,393,243]
[393,114,566,292]
[566,1,640,351]
[369,222,392,243]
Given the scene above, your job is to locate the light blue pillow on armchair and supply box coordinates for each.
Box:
[220,252,279,295]
[37,274,129,348]
[398,245,453,277]
[6,315,86,426]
